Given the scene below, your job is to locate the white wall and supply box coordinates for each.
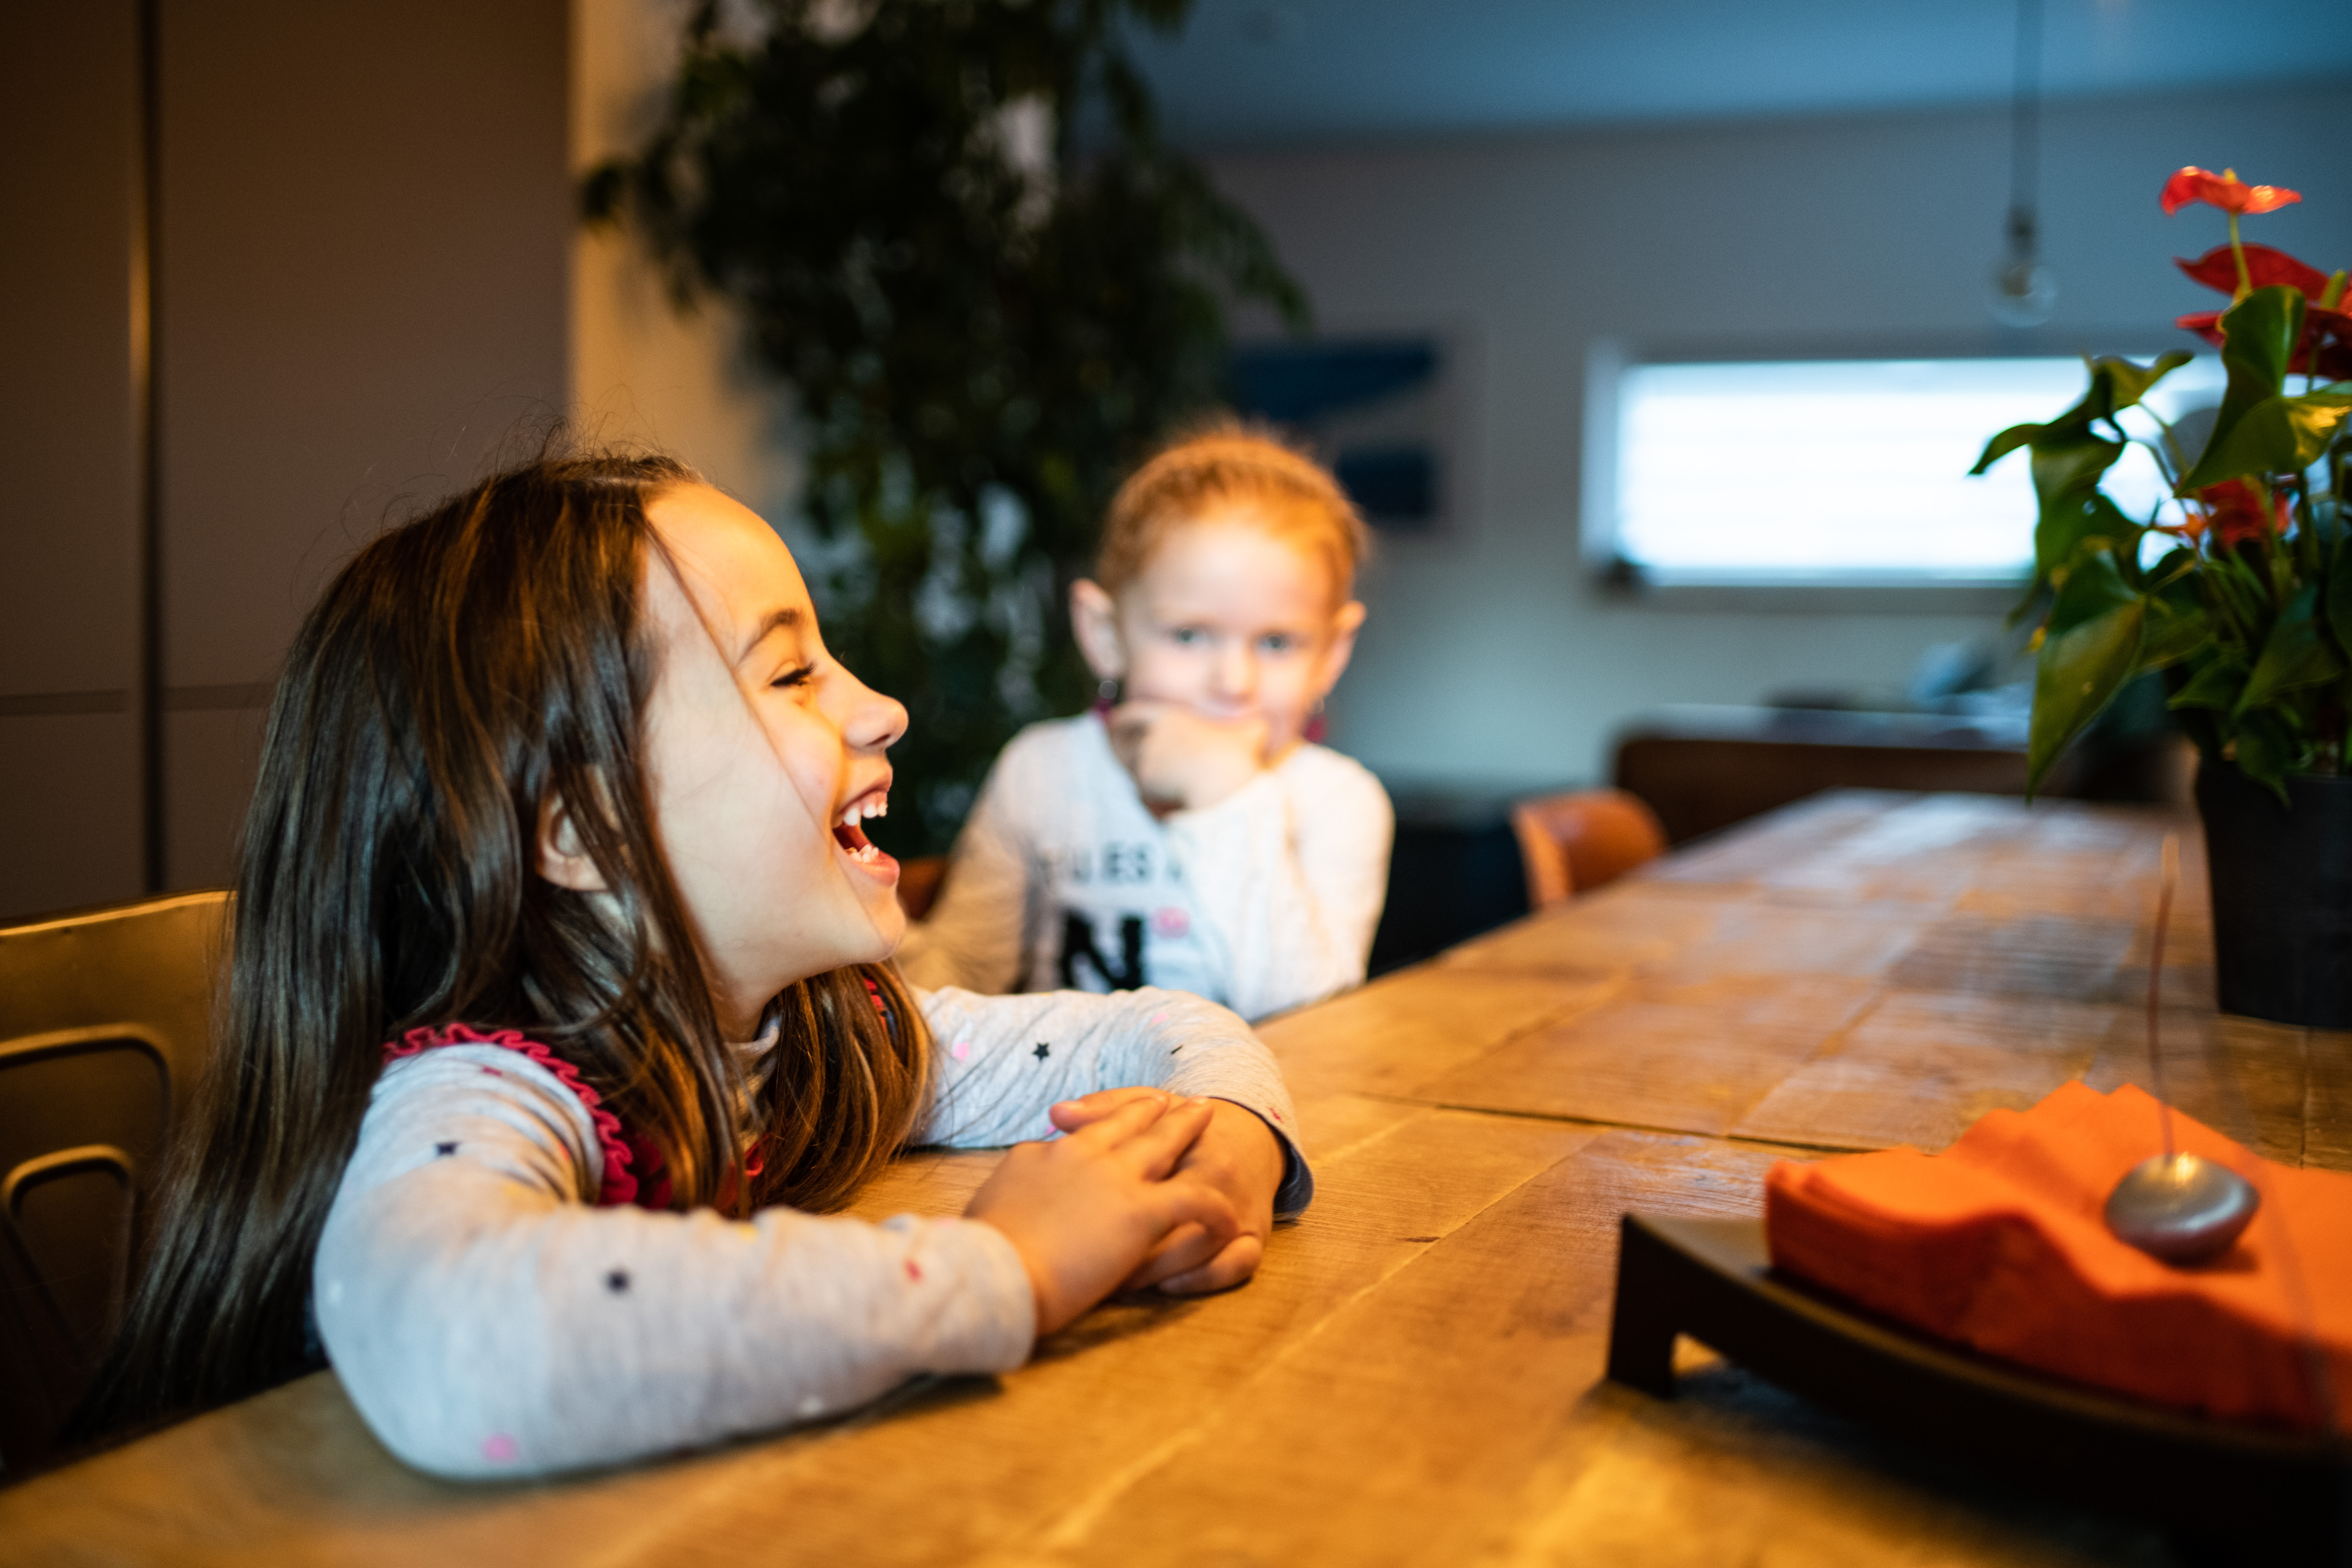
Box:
[571,0,801,523]
[1206,84,2352,792]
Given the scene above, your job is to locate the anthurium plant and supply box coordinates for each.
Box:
[1974,167,2352,796]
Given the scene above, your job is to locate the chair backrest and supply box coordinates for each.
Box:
[1509,790,1667,909]
[0,891,229,1474]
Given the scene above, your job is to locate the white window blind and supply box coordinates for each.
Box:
[1610,355,2226,585]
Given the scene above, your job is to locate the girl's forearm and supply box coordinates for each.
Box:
[317,1051,1032,1478]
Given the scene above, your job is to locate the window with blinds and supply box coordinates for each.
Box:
[1606,354,2226,585]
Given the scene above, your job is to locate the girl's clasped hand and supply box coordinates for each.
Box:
[972,1090,1250,1333]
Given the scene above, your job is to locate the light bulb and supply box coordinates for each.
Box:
[1988,254,2058,327]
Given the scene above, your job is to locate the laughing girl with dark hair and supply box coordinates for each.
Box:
[73,452,1309,1476]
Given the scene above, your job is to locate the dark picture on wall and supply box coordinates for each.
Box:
[1228,335,1454,533]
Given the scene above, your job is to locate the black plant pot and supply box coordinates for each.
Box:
[2195,758,2352,1028]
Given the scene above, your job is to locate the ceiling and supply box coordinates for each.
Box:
[1123,0,2352,151]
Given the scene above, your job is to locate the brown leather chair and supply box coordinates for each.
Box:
[0,891,229,1473]
[1509,789,1668,909]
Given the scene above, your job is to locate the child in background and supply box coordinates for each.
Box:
[74,453,1308,1478]
[899,421,1393,1023]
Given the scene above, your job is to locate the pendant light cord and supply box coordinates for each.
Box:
[2006,0,2043,256]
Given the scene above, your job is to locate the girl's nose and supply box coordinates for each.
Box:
[1211,639,1257,700]
[838,672,908,752]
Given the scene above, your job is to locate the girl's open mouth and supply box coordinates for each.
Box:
[833,793,898,879]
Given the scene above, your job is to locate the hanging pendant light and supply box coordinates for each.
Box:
[1988,0,2058,326]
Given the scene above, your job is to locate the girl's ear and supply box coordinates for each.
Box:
[1315,599,1369,695]
[1069,579,1127,682]
[536,792,610,893]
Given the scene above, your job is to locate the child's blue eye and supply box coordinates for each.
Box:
[1260,634,1295,653]
[1170,627,1206,645]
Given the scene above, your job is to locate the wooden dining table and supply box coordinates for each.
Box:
[3,789,2344,1566]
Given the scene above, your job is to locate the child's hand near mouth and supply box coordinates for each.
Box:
[1105,702,1269,814]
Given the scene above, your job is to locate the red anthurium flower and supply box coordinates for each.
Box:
[2174,243,2332,298]
[2161,167,2302,216]
[2309,307,2352,382]
[2172,310,2222,346]
[2172,241,2352,377]
[2197,479,2289,548]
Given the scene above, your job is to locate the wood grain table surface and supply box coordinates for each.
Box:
[4,790,2344,1566]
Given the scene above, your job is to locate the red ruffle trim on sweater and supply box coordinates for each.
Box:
[384,1024,659,1208]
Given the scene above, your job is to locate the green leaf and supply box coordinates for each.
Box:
[2028,435,2128,575]
[2168,653,2250,712]
[2176,287,2304,491]
[2137,549,2211,670]
[2231,710,2298,801]
[2043,548,2137,637]
[2178,390,2352,492]
[580,161,628,224]
[2206,548,2274,637]
[2028,437,2125,511]
[2083,351,2195,419]
[2145,544,2199,588]
[2138,601,2209,670]
[1972,421,2045,474]
[1969,352,2190,476]
[2331,550,2352,665]
[2237,582,2346,714]
[2029,556,2145,793]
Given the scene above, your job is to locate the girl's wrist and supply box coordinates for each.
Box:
[967,1215,1052,1334]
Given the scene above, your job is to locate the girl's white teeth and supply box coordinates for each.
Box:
[841,794,887,826]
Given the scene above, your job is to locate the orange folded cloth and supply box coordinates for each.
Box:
[1765,1080,2351,1433]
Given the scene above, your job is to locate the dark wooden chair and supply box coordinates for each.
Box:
[1509,789,1668,909]
[0,891,229,1474]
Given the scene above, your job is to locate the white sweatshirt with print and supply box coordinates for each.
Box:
[313,983,1310,1479]
[896,714,1393,1022]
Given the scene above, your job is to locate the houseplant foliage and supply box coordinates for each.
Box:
[1977,168,2352,1026]
[586,0,1307,851]
[1973,167,2352,798]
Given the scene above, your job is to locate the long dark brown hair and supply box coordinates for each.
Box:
[72,451,931,1438]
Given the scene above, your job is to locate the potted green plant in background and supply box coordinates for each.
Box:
[586,0,1307,854]
[1974,166,2352,1026]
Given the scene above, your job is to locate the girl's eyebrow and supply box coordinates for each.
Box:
[735,607,803,664]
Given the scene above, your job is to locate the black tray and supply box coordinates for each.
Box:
[1606,1213,2350,1563]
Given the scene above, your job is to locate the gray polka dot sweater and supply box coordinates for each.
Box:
[313,984,1310,1478]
